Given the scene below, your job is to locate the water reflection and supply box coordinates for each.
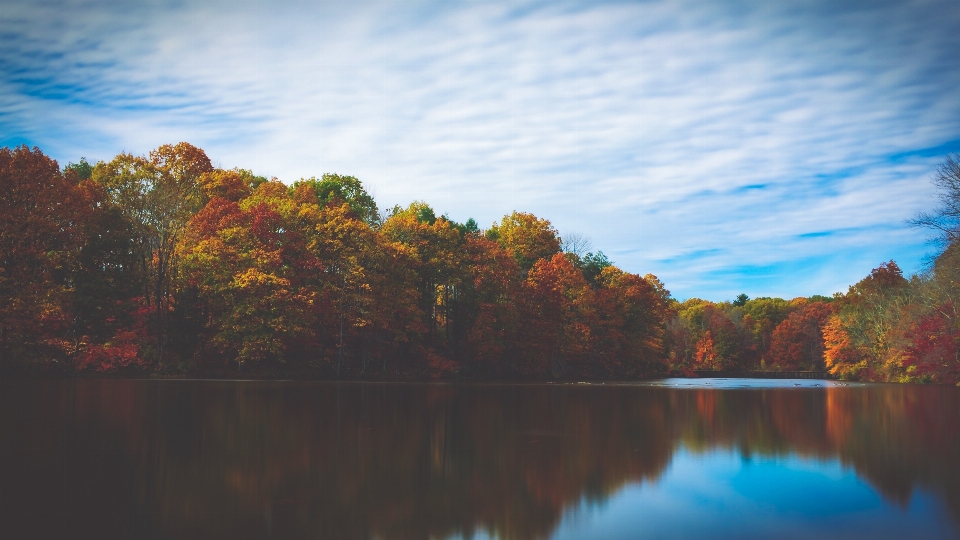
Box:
[1,380,958,538]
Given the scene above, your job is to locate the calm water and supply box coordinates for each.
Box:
[1,379,958,539]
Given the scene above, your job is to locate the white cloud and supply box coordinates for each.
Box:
[2,0,959,299]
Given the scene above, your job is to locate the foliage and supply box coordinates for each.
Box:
[293,173,380,226]
[768,302,833,370]
[6,144,960,384]
[0,146,85,367]
[486,211,561,272]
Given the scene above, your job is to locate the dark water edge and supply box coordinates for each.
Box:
[1,379,958,539]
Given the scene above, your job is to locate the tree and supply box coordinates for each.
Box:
[70,178,144,348]
[181,183,318,367]
[848,261,908,298]
[292,174,380,226]
[702,305,744,369]
[579,251,612,287]
[0,146,85,367]
[456,235,521,376]
[560,232,592,258]
[64,157,94,180]
[198,169,263,203]
[899,307,960,384]
[380,203,463,369]
[516,253,594,377]
[93,143,213,365]
[593,267,669,377]
[823,316,869,379]
[768,302,833,370]
[309,201,382,375]
[741,297,795,361]
[487,212,561,273]
[911,153,960,248]
[695,331,719,368]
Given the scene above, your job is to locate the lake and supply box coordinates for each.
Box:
[1,378,958,539]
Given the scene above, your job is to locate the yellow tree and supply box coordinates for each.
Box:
[309,201,381,375]
[487,212,561,273]
[180,182,317,367]
[381,203,463,366]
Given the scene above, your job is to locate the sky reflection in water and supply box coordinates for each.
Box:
[552,449,952,540]
[1,379,958,539]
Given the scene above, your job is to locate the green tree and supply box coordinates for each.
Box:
[292,174,380,226]
[580,251,612,287]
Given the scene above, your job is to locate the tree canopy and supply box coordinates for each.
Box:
[3,144,959,385]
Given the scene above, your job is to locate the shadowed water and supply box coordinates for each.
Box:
[1,379,958,539]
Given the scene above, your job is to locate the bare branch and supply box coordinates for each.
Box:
[561,232,593,258]
[911,154,960,249]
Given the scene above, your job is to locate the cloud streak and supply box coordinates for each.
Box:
[2,0,959,299]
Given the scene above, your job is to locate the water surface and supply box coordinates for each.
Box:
[1,378,957,538]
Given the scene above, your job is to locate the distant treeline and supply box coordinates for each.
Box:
[665,259,959,385]
[1,144,958,383]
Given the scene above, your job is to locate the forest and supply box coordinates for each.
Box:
[1,143,958,384]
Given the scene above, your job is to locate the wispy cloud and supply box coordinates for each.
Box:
[2,0,959,300]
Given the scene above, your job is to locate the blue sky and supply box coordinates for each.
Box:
[3,0,960,300]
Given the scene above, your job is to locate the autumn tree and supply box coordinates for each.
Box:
[0,146,85,367]
[198,168,265,203]
[292,174,380,226]
[180,182,318,367]
[664,299,708,372]
[381,203,463,360]
[487,212,561,273]
[822,261,916,380]
[592,267,670,377]
[516,253,595,377]
[741,297,795,363]
[308,200,391,375]
[823,316,869,379]
[70,178,144,350]
[92,143,213,364]
[455,235,521,376]
[768,301,833,371]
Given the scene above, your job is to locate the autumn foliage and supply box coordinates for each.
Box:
[663,255,960,384]
[4,143,960,384]
[0,144,672,379]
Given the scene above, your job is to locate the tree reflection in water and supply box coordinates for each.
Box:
[1,380,958,538]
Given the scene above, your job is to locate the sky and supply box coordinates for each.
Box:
[3,0,960,301]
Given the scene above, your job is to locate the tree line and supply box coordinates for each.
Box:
[664,156,960,385]
[0,143,669,379]
[1,143,958,383]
